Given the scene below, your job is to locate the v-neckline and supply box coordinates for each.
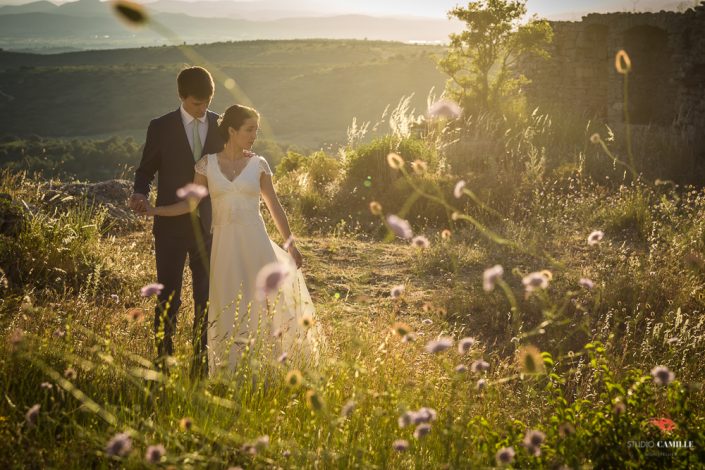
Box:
[214,154,252,183]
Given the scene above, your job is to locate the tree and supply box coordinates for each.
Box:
[438,0,552,114]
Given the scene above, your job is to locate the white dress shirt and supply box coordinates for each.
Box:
[180,105,208,154]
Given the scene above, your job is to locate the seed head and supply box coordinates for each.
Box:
[179,417,193,431]
[471,359,490,373]
[411,235,430,249]
[369,201,383,215]
[305,389,324,411]
[386,153,404,169]
[518,345,545,374]
[414,407,437,423]
[126,307,145,322]
[145,444,165,464]
[495,446,515,465]
[392,322,412,337]
[256,262,291,300]
[425,337,453,353]
[651,365,675,386]
[587,230,604,246]
[255,435,270,450]
[427,100,462,120]
[25,404,40,426]
[522,271,549,293]
[140,283,164,297]
[615,49,632,74]
[590,133,601,144]
[106,432,132,457]
[458,337,476,354]
[483,265,503,292]
[558,422,575,437]
[579,277,594,289]
[392,439,409,451]
[523,429,545,448]
[386,214,413,240]
[285,369,303,388]
[390,284,405,299]
[453,180,466,199]
[176,183,208,203]
[413,423,432,439]
[441,229,451,240]
[398,411,414,428]
[112,0,149,26]
[300,313,314,328]
[411,160,428,174]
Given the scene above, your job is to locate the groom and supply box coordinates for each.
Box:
[129,66,224,377]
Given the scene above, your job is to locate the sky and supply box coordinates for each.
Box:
[0,0,689,19]
[259,0,686,18]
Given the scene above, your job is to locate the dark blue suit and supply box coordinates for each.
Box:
[133,108,224,375]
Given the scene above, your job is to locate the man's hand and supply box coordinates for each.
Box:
[129,193,149,215]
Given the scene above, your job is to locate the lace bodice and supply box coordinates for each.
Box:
[196,153,272,230]
[195,151,272,178]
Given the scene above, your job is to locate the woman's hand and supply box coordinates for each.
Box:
[288,244,303,269]
[143,201,157,217]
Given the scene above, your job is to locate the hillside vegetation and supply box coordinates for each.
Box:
[2,92,705,466]
[0,39,447,148]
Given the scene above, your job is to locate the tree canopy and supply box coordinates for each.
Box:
[438,0,553,114]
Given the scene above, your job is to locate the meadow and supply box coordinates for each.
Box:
[1,0,705,461]
[2,70,705,468]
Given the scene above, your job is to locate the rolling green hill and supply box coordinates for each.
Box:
[0,39,448,148]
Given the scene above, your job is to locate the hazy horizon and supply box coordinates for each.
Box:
[0,0,691,20]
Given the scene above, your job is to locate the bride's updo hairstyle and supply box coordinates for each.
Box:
[217,104,260,141]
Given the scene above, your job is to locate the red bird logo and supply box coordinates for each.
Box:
[649,418,677,432]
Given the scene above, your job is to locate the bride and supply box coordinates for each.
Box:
[145,104,319,373]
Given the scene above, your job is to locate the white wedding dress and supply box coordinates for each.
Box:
[195,152,320,372]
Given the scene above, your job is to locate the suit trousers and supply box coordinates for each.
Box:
[154,230,211,377]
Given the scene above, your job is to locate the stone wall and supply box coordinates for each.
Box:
[522,3,705,156]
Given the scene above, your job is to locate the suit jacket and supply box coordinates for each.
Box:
[134,108,225,238]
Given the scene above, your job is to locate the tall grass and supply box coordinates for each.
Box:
[3,62,705,468]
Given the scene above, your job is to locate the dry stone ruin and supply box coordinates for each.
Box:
[522,2,705,159]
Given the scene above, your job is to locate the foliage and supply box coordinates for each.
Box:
[438,0,553,114]
[0,136,141,182]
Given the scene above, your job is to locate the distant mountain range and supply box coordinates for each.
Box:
[0,0,463,53]
[0,0,323,18]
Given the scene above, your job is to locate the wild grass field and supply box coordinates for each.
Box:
[2,83,705,468]
[1,1,705,465]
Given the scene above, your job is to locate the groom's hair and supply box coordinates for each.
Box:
[177,66,214,100]
[217,104,260,141]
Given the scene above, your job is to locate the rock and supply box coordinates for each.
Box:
[42,179,144,233]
